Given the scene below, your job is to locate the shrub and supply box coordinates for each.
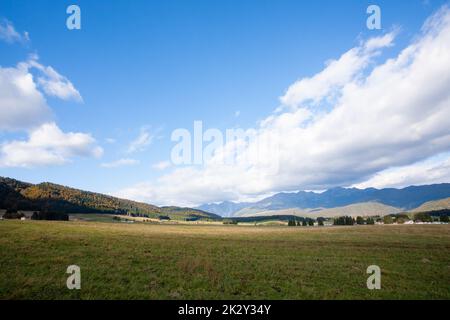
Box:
[383,215,394,224]
[223,220,238,225]
[30,211,68,221]
[395,214,410,224]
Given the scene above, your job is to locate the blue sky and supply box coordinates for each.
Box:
[1,0,450,206]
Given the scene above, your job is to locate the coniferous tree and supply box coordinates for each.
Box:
[356,216,365,225]
[414,212,432,223]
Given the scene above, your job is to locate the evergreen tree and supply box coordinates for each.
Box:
[414,212,432,223]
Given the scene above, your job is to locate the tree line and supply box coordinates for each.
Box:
[287,217,325,226]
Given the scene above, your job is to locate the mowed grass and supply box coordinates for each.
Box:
[0,220,449,299]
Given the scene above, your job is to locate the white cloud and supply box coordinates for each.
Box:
[0,53,99,167]
[0,64,51,131]
[0,55,83,131]
[152,160,171,171]
[0,20,29,44]
[24,56,83,102]
[353,153,450,189]
[127,127,154,153]
[115,6,450,207]
[0,122,103,168]
[280,31,396,109]
[101,158,139,168]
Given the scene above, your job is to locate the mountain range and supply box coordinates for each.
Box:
[2,176,450,220]
[197,184,450,217]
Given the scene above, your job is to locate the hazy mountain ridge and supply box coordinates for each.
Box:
[236,202,402,218]
[197,201,251,217]
[200,184,450,217]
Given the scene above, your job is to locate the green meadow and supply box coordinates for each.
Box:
[0,220,449,299]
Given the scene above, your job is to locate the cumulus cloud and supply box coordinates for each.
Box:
[127,127,154,153]
[0,53,99,167]
[0,122,103,167]
[23,56,83,102]
[0,20,29,44]
[116,6,450,206]
[101,158,139,168]
[0,55,83,131]
[280,31,396,109]
[0,64,51,131]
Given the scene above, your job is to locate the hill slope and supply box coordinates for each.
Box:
[0,177,219,220]
[412,197,450,212]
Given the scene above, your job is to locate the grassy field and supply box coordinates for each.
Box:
[0,220,449,299]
